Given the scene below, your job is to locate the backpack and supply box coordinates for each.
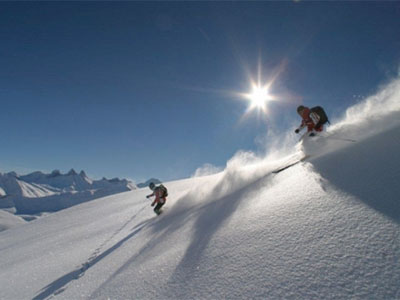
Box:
[157,184,168,197]
[310,106,330,126]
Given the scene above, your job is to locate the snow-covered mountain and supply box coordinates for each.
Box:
[0,169,136,230]
[0,77,400,299]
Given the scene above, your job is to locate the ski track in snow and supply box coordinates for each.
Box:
[32,204,153,300]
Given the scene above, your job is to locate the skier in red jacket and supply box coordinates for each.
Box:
[295,105,324,136]
[146,182,168,215]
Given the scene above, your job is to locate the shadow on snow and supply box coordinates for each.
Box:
[310,125,400,224]
[89,166,276,298]
[33,206,151,300]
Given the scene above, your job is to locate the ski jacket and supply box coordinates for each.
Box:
[298,107,323,132]
[149,187,167,205]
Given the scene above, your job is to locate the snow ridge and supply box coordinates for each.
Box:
[0,169,136,230]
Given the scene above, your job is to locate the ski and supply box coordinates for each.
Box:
[299,132,356,143]
[155,207,167,216]
[272,155,310,174]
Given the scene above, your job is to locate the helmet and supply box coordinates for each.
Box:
[297,105,305,113]
[149,182,156,190]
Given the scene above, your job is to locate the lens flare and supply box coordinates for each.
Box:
[246,84,272,112]
[232,58,291,124]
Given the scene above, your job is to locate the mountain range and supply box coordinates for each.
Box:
[0,169,136,231]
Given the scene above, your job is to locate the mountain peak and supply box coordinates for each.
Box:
[6,172,18,178]
[49,170,61,177]
[67,169,77,176]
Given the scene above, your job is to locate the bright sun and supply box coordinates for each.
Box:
[249,86,270,107]
[245,84,271,112]
[235,58,287,122]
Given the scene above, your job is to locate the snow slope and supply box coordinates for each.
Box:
[0,78,400,299]
[0,210,26,231]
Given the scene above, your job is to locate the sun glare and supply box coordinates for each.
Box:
[241,83,272,115]
[235,58,288,123]
[248,85,271,109]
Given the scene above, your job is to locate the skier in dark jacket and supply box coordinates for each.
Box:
[146,182,167,215]
[295,105,325,136]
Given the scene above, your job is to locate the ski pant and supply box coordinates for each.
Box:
[154,202,165,214]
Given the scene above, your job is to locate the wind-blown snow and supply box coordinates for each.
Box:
[333,77,400,138]
[1,77,400,299]
[192,163,223,177]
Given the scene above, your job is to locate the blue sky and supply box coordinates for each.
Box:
[1,2,399,182]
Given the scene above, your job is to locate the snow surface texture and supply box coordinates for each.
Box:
[1,77,400,299]
[0,210,26,232]
[0,169,136,231]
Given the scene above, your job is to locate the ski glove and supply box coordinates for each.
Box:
[295,129,300,134]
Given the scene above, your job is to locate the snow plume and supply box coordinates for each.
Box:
[187,136,298,206]
[184,126,302,208]
[192,163,223,178]
[299,76,400,157]
[179,149,299,212]
[216,151,264,197]
[182,76,400,212]
[330,76,400,140]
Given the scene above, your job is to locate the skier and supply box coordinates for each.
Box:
[146,182,168,215]
[295,105,329,136]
